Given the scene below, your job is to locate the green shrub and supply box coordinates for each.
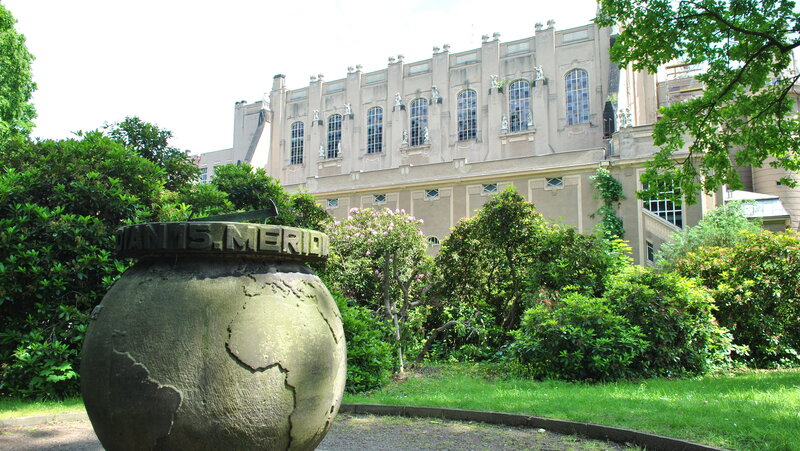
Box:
[675,231,800,367]
[604,266,737,377]
[333,293,395,393]
[0,135,163,398]
[512,293,648,382]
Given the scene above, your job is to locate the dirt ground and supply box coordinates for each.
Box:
[0,413,636,450]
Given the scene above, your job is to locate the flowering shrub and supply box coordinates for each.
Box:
[323,207,430,371]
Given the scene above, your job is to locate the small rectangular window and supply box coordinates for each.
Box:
[326,199,339,208]
[373,194,386,204]
[546,177,563,188]
[425,189,440,200]
[482,184,498,194]
[646,241,655,263]
[199,167,208,183]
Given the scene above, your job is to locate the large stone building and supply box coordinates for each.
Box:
[196,20,798,264]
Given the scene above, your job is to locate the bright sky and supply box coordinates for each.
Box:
[5,0,599,155]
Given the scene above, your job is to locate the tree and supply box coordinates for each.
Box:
[0,4,36,142]
[323,208,430,372]
[596,0,800,202]
[105,116,199,191]
[655,201,762,271]
[433,187,630,357]
[211,163,330,230]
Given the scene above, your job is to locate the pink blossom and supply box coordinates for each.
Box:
[350,207,359,213]
[366,251,371,256]
[401,209,406,214]
[418,219,424,224]
[389,258,394,263]
[347,216,353,220]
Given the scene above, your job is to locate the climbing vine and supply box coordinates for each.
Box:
[591,167,626,239]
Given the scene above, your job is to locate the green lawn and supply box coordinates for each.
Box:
[344,364,800,451]
[2,365,797,450]
[0,396,84,419]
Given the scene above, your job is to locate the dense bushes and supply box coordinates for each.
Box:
[0,135,163,398]
[675,231,800,367]
[333,293,395,393]
[512,293,648,381]
[432,187,630,358]
[604,267,736,376]
[512,267,736,381]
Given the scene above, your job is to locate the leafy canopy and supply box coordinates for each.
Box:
[655,201,762,271]
[105,116,199,191]
[0,4,36,141]
[597,0,800,202]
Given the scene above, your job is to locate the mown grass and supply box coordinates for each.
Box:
[2,365,796,450]
[343,364,800,451]
[0,396,84,418]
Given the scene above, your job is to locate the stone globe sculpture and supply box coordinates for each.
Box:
[81,219,346,451]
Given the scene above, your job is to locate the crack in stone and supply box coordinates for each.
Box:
[110,350,182,448]
[223,345,296,451]
[277,362,297,451]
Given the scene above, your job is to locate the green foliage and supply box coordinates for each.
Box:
[590,167,625,239]
[655,202,762,271]
[175,183,234,217]
[604,266,737,377]
[0,134,165,398]
[512,293,648,382]
[433,187,551,350]
[433,187,631,358]
[0,5,36,142]
[675,231,800,367]
[211,163,285,211]
[597,0,800,202]
[323,207,430,370]
[210,163,329,230]
[105,116,199,191]
[333,293,395,393]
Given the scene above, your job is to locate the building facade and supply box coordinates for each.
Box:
[196,20,799,264]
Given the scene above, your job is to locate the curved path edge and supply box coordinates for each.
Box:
[340,403,726,451]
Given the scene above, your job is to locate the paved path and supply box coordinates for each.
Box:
[0,413,631,450]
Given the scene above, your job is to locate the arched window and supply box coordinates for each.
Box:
[410,98,428,146]
[366,107,383,154]
[327,114,342,158]
[457,90,477,141]
[289,122,304,165]
[509,80,531,132]
[565,69,590,125]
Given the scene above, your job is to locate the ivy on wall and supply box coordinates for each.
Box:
[591,167,626,239]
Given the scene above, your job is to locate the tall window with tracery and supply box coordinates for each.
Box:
[289,122,304,164]
[327,114,342,158]
[565,69,590,125]
[457,90,477,141]
[410,98,428,146]
[509,80,531,132]
[366,107,383,154]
